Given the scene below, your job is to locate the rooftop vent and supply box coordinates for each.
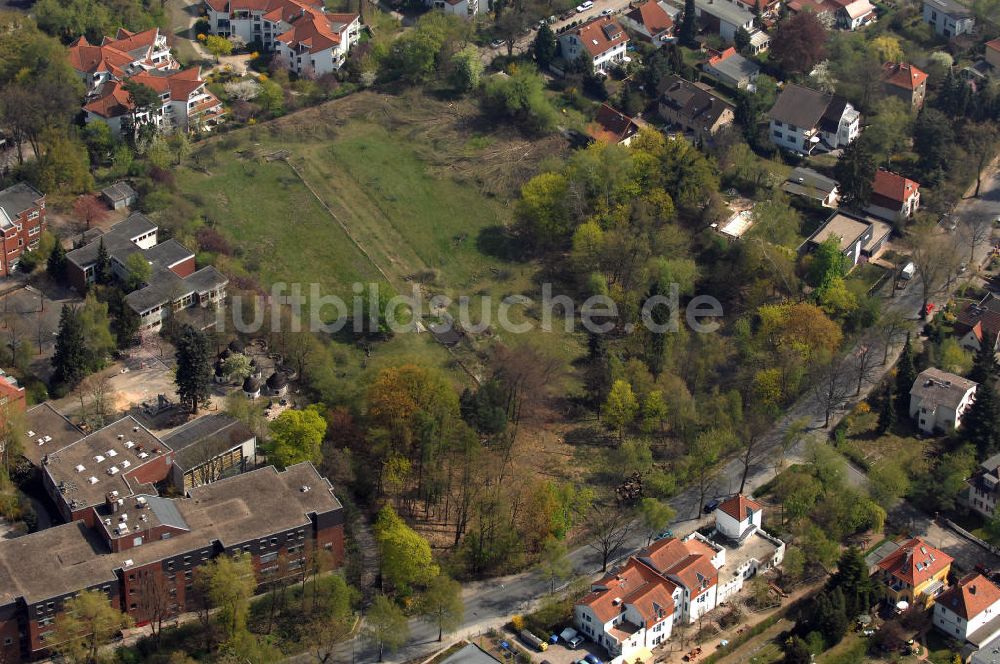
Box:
[88,476,99,485]
[94,455,105,463]
[612,597,622,605]
[75,464,86,473]
[301,485,311,493]
[125,441,135,449]
[107,449,118,458]
[123,559,134,568]
[27,430,35,437]
[117,434,124,440]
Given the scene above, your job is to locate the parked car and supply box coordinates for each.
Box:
[576,0,594,12]
[601,7,613,14]
[584,654,604,664]
[653,529,673,541]
[703,497,722,514]
[489,38,504,48]
[560,627,585,649]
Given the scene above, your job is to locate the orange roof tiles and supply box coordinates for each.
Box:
[664,554,718,598]
[83,81,135,118]
[275,8,357,54]
[877,537,952,588]
[987,38,1000,53]
[570,16,628,57]
[582,558,670,622]
[587,103,640,144]
[872,169,920,204]
[937,574,1000,620]
[84,68,211,118]
[882,62,928,91]
[626,0,673,36]
[718,495,763,522]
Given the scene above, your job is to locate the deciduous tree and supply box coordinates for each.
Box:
[771,12,828,76]
[374,504,438,592]
[417,574,463,641]
[269,403,327,467]
[362,594,409,662]
[73,194,108,231]
[50,589,132,664]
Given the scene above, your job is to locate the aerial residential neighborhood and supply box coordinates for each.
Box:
[0,0,999,662]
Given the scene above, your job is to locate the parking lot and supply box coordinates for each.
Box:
[533,640,612,664]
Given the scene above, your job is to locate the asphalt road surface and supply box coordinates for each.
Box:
[293,170,1000,664]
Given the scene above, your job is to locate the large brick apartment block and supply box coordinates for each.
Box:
[2,403,345,662]
[65,213,228,332]
[0,184,46,278]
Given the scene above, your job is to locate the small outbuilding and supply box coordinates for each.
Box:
[214,360,227,384]
[100,181,137,210]
[266,371,288,397]
[243,376,262,400]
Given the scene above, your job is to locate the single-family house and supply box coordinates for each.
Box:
[865,169,921,222]
[987,39,1000,70]
[658,75,735,141]
[954,294,1000,355]
[967,453,1000,521]
[620,0,677,45]
[587,104,642,145]
[768,84,861,154]
[785,0,838,26]
[689,0,771,52]
[427,0,480,17]
[101,181,138,210]
[909,367,978,434]
[0,182,46,277]
[574,496,783,661]
[934,574,1000,646]
[837,0,875,29]
[803,211,891,267]
[701,47,759,90]
[874,537,953,608]
[882,62,929,111]
[558,16,629,73]
[922,0,975,37]
[782,167,840,207]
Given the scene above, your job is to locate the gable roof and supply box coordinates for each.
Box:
[923,0,973,18]
[769,84,833,129]
[588,104,640,144]
[625,0,674,36]
[783,167,839,198]
[582,556,673,622]
[872,169,920,204]
[877,537,953,587]
[717,494,762,521]
[955,294,1000,345]
[83,68,210,119]
[987,38,1000,53]
[67,28,166,78]
[163,414,256,472]
[703,47,759,83]
[938,574,1000,620]
[841,0,874,18]
[882,62,928,91]
[0,182,44,219]
[660,75,734,128]
[568,16,629,57]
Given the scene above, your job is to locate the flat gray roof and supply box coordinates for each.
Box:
[163,414,255,472]
[694,0,754,26]
[23,403,85,466]
[808,212,870,251]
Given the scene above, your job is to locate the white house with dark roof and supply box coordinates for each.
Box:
[968,453,1000,521]
[909,367,978,434]
[701,47,759,89]
[954,294,1000,355]
[803,211,891,267]
[768,84,860,154]
[837,0,875,29]
[922,0,975,36]
[558,16,629,72]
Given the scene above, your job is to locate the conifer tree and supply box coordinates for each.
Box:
[878,382,896,434]
[965,381,1000,457]
[95,238,112,285]
[51,305,89,390]
[47,240,67,282]
[895,333,916,415]
[970,341,999,385]
[175,325,212,414]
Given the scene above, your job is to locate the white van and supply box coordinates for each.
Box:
[576,1,594,12]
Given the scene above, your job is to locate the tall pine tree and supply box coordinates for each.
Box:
[679,0,698,47]
[95,238,113,285]
[895,333,916,415]
[970,341,999,385]
[878,382,896,434]
[965,381,1000,457]
[47,240,67,282]
[175,325,212,414]
[834,138,876,209]
[833,547,873,619]
[51,305,89,391]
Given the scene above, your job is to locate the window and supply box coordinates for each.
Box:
[28,226,39,236]
[28,211,39,220]
[3,637,12,646]
[260,552,278,564]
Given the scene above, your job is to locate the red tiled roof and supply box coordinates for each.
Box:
[587,103,639,144]
[581,558,670,623]
[718,494,762,521]
[205,0,324,15]
[707,47,737,66]
[83,81,135,118]
[626,581,675,627]
[570,16,628,57]
[84,68,209,118]
[987,38,1000,53]
[937,574,1000,620]
[107,27,159,54]
[877,537,952,587]
[882,62,928,91]
[274,8,357,54]
[665,554,718,598]
[625,0,673,36]
[872,169,920,205]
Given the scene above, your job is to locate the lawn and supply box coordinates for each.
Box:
[848,262,889,295]
[173,90,577,389]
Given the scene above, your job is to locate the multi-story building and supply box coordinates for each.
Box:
[82,68,225,138]
[882,62,928,111]
[426,0,481,19]
[574,495,783,662]
[922,0,975,37]
[769,84,861,154]
[69,29,223,138]
[658,75,735,141]
[0,183,46,277]
[162,414,257,492]
[0,369,26,417]
[203,0,360,74]
[874,537,953,608]
[64,213,228,333]
[67,28,177,95]
[866,169,921,222]
[954,294,1000,355]
[934,574,1000,645]
[803,211,891,268]
[0,462,343,662]
[558,17,629,73]
[909,368,978,434]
